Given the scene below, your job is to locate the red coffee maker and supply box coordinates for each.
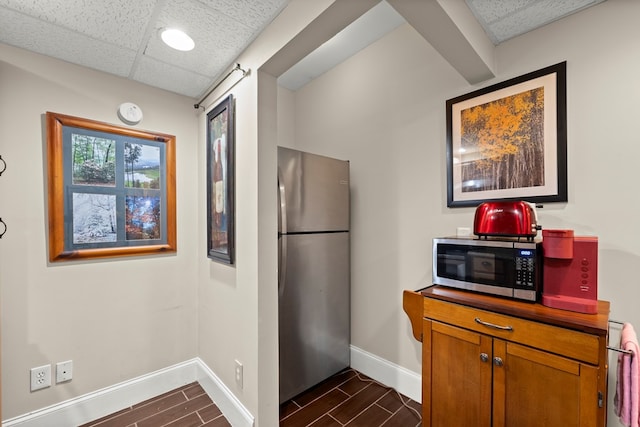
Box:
[541,229,598,314]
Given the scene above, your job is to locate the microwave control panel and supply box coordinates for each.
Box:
[515,249,536,287]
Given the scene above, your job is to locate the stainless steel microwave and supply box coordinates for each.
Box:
[432,237,542,302]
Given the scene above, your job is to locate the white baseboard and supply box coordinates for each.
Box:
[3,350,415,426]
[2,358,254,427]
[350,345,421,403]
[195,360,254,427]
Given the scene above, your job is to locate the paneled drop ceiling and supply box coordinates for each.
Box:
[0,0,288,98]
[0,0,605,98]
[465,0,606,45]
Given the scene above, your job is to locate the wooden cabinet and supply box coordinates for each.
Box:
[403,286,610,427]
[423,319,492,427]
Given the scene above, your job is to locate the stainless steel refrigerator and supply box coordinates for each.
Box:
[277,146,350,404]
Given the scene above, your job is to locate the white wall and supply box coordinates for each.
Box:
[288,1,640,426]
[0,43,200,418]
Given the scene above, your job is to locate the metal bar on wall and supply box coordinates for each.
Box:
[194,63,248,110]
[608,320,635,356]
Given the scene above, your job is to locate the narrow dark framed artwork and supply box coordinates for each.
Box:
[46,112,176,262]
[446,61,567,207]
[207,94,235,264]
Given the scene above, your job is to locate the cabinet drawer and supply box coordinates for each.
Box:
[423,298,600,365]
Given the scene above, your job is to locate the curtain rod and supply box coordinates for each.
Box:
[194,63,248,110]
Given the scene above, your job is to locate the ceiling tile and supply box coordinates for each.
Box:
[0,0,157,50]
[487,0,603,43]
[133,55,213,97]
[465,0,605,44]
[465,0,538,23]
[196,0,288,30]
[0,8,135,76]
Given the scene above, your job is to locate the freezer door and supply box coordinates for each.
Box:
[278,147,349,232]
[279,232,350,403]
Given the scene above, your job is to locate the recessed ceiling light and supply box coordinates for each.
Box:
[160,28,195,51]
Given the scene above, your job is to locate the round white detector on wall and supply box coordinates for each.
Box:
[117,102,143,125]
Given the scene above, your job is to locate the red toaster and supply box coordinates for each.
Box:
[474,201,540,240]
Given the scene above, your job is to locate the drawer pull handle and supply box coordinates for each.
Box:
[493,357,504,367]
[480,352,489,363]
[474,317,513,331]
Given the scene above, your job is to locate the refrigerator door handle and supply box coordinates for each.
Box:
[278,167,287,297]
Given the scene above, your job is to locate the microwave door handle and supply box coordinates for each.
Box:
[278,167,288,297]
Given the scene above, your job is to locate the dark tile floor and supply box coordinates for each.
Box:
[79,382,230,427]
[280,369,422,427]
[81,369,421,426]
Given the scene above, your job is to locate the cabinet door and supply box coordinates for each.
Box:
[492,340,599,427]
[423,320,493,427]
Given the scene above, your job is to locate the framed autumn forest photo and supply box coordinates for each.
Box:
[446,62,567,207]
[46,112,176,262]
[206,95,235,264]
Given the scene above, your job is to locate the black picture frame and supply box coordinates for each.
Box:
[46,112,176,262]
[446,61,567,207]
[206,95,235,264]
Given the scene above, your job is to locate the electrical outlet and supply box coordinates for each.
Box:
[56,360,73,383]
[30,364,51,391]
[235,359,243,389]
[456,227,472,237]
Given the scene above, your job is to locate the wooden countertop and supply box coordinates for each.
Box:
[403,286,610,342]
